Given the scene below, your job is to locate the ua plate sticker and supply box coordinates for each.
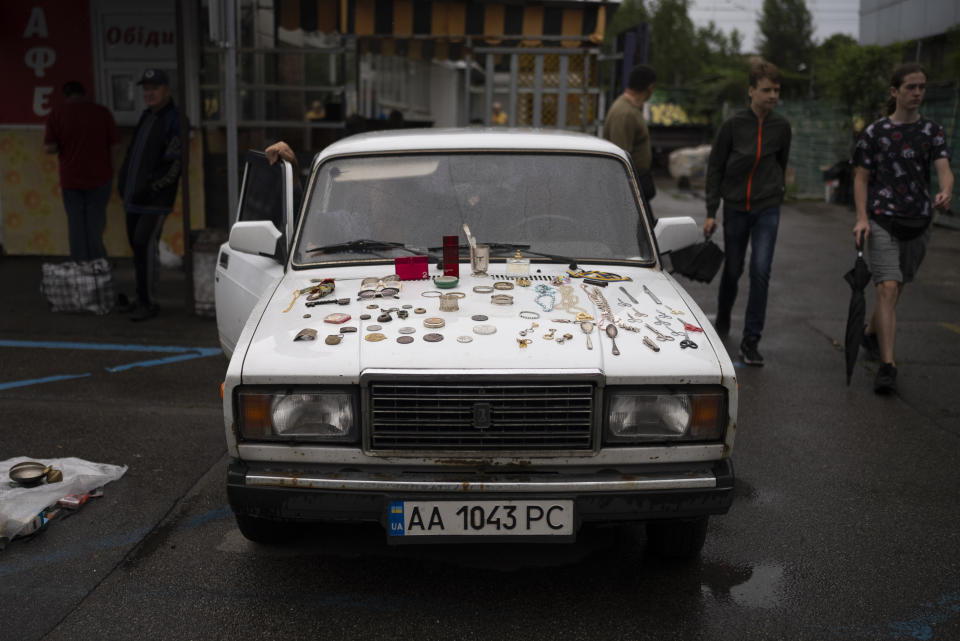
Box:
[388,500,573,537]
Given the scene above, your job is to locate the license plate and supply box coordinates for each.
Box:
[388,500,574,538]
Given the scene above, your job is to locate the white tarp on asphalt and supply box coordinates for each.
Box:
[0,456,127,546]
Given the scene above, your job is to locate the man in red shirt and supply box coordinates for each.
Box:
[44,81,118,261]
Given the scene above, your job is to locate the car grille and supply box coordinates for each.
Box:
[368,381,596,451]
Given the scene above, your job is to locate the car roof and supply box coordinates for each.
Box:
[313,128,630,165]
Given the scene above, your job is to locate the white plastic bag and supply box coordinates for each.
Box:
[0,457,127,546]
[40,258,115,315]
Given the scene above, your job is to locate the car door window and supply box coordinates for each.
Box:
[238,151,286,238]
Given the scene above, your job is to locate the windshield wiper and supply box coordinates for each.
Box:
[306,239,423,256]
[429,242,579,270]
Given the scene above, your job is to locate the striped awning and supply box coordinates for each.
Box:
[278,0,609,49]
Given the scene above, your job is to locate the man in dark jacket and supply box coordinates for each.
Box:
[702,60,791,366]
[118,68,183,321]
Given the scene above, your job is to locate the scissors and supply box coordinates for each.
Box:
[680,327,699,349]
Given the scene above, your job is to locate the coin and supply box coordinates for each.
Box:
[423,333,444,342]
[471,314,488,321]
[402,304,413,309]
[396,336,414,344]
[457,336,473,343]
[365,333,387,342]
[424,317,445,328]
[473,324,497,335]
[367,324,382,331]
[339,326,357,333]
[303,314,311,318]
[366,304,379,309]
[325,335,342,345]
[360,314,372,320]
[398,327,416,334]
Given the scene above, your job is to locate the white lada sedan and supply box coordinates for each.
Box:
[215,129,737,557]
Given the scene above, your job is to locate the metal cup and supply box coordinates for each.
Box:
[471,244,489,276]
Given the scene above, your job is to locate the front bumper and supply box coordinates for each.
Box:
[227,459,734,530]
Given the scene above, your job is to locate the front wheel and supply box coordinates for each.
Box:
[235,513,294,544]
[645,517,709,559]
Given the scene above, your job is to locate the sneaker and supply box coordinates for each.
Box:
[130,304,159,322]
[714,315,730,338]
[740,337,764,366]
[874,362,897,395]
[861,328,880,361]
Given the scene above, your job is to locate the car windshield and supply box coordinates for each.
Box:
[292,152,654,266]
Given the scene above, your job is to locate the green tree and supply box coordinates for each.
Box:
[818,40,902,125]
[649,0,699,86]
[756,0,814,73]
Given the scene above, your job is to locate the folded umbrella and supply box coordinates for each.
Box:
[843,242,872,385]
[668,239,725,284]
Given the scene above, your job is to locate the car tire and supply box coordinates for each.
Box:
[645,517,709,559]
[235,513,294,544]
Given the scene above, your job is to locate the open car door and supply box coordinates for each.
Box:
[215,151,295,358]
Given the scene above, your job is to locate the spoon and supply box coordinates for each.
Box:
[606,324,621,356]
[580,321,594,350]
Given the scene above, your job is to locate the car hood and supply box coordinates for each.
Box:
[240,265,727,385]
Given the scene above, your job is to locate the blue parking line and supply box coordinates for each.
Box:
[0,340,222,390]
[106,348,222,372]
[0,339,212,353]
[0,373,91,391]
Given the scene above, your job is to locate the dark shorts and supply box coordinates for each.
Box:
[867,219,931,284]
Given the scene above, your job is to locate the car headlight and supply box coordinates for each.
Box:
[236,387,358,442]
[605,387,726,443]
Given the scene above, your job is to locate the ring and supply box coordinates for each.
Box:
[472,285,494,294]
[519,310,540,319]
[493,281,515,290]
[444,291,466,299]
[490,294,513,305]
[421,290,443,298]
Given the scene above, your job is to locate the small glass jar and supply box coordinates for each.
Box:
[506,250,530,274]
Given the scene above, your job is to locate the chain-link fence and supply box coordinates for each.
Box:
[779,83,958,225]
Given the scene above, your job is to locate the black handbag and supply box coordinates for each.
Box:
[668,239,725,284]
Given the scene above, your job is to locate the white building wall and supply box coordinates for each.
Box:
[859,0,960,46]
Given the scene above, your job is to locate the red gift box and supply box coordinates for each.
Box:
[394,255,429,280]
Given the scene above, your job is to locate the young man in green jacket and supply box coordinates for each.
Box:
[702,60,792,366]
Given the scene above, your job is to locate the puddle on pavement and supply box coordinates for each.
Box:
[700,561,784,609]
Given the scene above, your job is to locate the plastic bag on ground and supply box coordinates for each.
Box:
[0,457,128,547]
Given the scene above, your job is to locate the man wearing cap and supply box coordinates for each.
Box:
[117,68,184,321]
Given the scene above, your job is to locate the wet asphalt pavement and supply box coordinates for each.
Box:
[1,183,959,641]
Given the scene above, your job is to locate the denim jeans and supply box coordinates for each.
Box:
[61,179,112,261]
[717,206,780,341]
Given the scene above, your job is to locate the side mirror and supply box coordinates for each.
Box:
[229,221,282,260]
[654,216,701,254]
